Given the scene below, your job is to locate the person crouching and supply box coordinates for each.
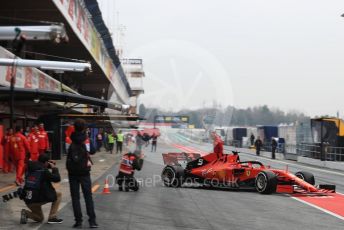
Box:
[116,152,140,192]
[20,154,62,224]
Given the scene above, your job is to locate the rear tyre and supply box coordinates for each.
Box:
[161,166,184,188]
[295,171,315,185]
[255,171,278,194]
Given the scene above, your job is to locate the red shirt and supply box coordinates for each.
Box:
[213,136,224,158]
[1,134,12,154]
[119,154,136,174]
[37,129,49,150]
[9,132,30,160]
[65,125,74,144]
[27,132,39,154]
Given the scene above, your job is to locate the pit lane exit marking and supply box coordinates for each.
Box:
[290,195,344,221]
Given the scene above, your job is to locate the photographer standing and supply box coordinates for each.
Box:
[20,154,62,224]
[67,119,98,228]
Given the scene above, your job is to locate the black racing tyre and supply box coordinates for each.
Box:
[161,165,184,188]
[295,171,315,185]
[255,171,278,194]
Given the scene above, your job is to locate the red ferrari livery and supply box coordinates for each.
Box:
[161,151,336,194]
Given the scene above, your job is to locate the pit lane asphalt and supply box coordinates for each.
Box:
[39,130,344,230]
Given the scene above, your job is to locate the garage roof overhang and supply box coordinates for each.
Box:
[0,0,131,103]
[58,113,140,121]
[0,87,127,111]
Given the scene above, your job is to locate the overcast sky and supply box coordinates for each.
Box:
[98,0,344,117]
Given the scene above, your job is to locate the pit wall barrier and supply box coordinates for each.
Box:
[232,148,344,171]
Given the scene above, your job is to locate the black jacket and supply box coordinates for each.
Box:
[24,161,61,204]
[272,140,278,149]
[67,131,94,176]
[70,131,96,155]
[255,139,263,149]
[71,131,87,145]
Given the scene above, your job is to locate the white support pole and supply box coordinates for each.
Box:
[0,58,91,72]
[0,25,68,42]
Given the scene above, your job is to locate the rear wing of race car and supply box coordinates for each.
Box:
[162,152,201,166]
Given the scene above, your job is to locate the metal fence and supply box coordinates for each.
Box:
[326,146,344,161]
[291,143,344,162]
[231,140,344,162]
[296,143,321,158]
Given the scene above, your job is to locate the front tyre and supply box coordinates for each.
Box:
[255,171,278,194]
[161,166,184,188]
[295,171,315,185]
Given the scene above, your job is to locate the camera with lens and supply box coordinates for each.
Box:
[2,188,24,203]
[47,160,56,169]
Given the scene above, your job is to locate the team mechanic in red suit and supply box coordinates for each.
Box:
[10,126,31,185]
[37,123,49,155]
[211,131,224,158]
[2,128,13,173]
[27,126,39,161]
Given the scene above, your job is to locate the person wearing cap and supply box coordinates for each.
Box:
[20,154,62,224]
[37,123,49,155]
[67,119,98,228]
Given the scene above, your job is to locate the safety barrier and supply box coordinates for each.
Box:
[292,143,344,162]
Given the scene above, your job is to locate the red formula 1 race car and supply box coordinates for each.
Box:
[161,151,336,194]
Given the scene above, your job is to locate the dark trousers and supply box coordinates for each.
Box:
[96,141,102,151]
[108,143,114,154]
[272,148,276,159]
[116,141,123,153]
[25,192,62,222]
[256,148,260,156]
[103,140,109,151]
[68,174,96,223]
[116,172,139,191]
[151,142,157,152]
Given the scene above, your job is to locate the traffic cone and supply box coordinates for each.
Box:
[102,179,111,194]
